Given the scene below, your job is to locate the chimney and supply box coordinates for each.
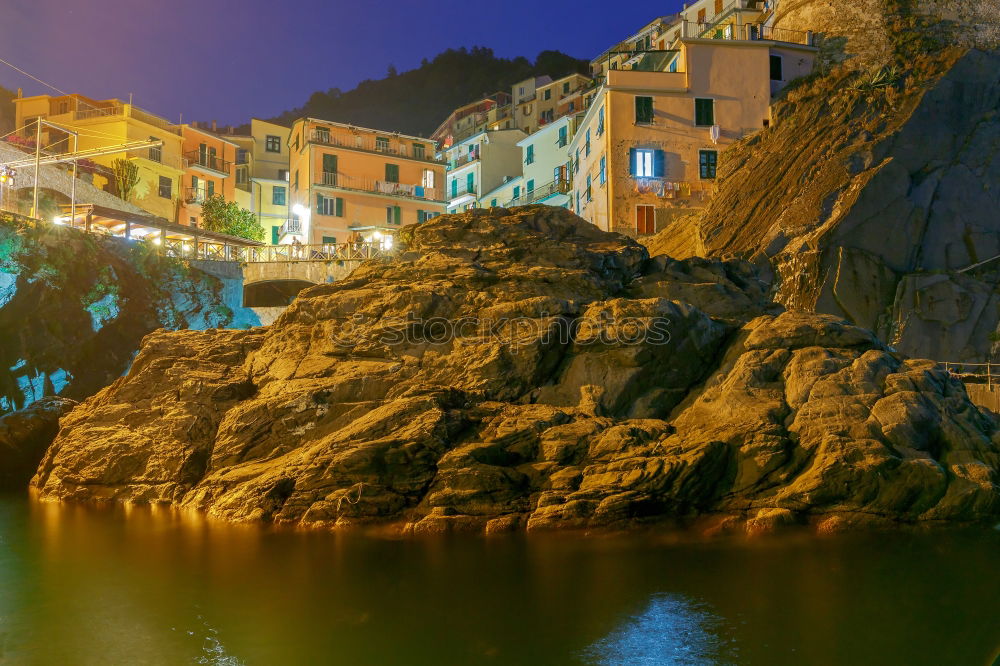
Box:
[212,119,217,131]
[16,88,22,98]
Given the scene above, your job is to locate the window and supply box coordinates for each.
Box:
[322,236,337,244]
[417,209,429,223]
[519,86,525,96]
[191,175,200,188]
[322,153,337,175]
[714,0,723,13]
[630,148,666,178]
[413,143,426,159]
[525,145,535,165]
[513,185,521,199]
[527,179,535,193]
[314,127,330,144]
[278,169,288,181]
[543,89,551,101]
[585,129,591,157]
[466,172,474,194]
[58,101,69,114]
[699,150,718,179]
[158,176,172,198]
[265,135,281,152]
[697,8,706,23]
[599,156,607,185]
[635,96,654,124]
[236,167,248,185]
[385,163,399,183]
[272,186,286,205]
[636,205,655,235]
[563,82,570,94]
[376,136,390,152]
[386,205,401,225]
[770,54,784,81]
[490,198,497,207]
[236,148,249,165]
[206,180,215,198]
[451,179,458,197]
[568,101,575,112]
[422,169,436,188]
[585,175,592,202]
[148,136,161,163]
[557,126,568,148]
[694,98,715,127]
[576,191,581,212]
[317,194,344,216]
[597,106,605,135]
[294,170,299,190]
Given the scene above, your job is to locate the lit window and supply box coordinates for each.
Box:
[635,149,654,177]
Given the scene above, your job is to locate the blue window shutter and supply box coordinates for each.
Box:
[653,150,666,178]
[629,148,638,176]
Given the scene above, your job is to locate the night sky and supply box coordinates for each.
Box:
[1,0,682,126]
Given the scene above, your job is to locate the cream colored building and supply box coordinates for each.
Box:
[571,23,816,236]
[230,119,291,244]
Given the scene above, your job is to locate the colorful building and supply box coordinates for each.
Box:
[430,93,512,149]
[534,74,594,127]
[441,128,524,214]
[478,115,577,210]
[177,124,237,228]
[229,118,291,244]
[13,93,184,222]
[570,16,816,236]
[286,118,446,244]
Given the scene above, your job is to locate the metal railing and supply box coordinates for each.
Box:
[184,187,209,204]
[308,130,442,163]
[448,150,480,169]
[942,362,1000,388]
[506,179,571,207]
[318,171,443,201]
[279,219,301,237]
[158,237,393,263]
[73,104,182,135]
[185,149,231,174]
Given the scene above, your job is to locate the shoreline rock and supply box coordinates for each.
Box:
[29,208,1000,533]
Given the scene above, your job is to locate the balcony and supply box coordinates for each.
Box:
[279,219,302,238]
[308,130,443,164]
[318,171,444,201]
[448,184,478,202]
[185,150,231,175]
[606,68,688,92]
[505,179,570,207]
[448,149,480,169]
[125,148,184,170]
[72,103,182,135]
[184,187,210,204]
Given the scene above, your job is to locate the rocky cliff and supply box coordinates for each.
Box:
[0,214,259,415]
[647,4,1000,363]
[31,208,1000,534]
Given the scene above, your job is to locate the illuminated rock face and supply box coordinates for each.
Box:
[32,208,1000,533]
[0,219,258,415]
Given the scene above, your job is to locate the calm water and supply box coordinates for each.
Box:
[0,495,997,665]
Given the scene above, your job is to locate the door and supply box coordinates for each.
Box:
[636,205,655,235]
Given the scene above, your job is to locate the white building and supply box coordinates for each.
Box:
[479,115,577,209]
[442,128,524,213]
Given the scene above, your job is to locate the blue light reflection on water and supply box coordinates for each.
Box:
[580,594,737,665]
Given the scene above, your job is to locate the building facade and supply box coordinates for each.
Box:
[13,93,185,222]
[571,27,816,236]
[286,118,446,244]
[478,116,577,209]
[430,93,512,149]
[229,118,291,244]
[178,124,237,228]
[442,128,524,214]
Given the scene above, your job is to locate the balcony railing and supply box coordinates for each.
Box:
[73,103,182,135]
[678,16,813,46]
[279,219,302,237]
[317,171,444,201]
[449,184,477,200]
[185,150,231,175]
[308,130,442,163]
[184,187,209,205]
[448,150,480,169]
[505,179,571,207]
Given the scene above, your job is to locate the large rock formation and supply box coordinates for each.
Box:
[646,38,1000,363]
[0,215,258,415]
[31,208,1000,533]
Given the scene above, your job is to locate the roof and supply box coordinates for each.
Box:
[297,117,433,144]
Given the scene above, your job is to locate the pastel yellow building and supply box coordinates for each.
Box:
[13,93,184,221]
[286,118,446,244]
[571,23,816,236]
[178,124,237,228]
[230,119,291,244]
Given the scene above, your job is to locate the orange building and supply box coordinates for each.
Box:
[285,118,447,245]
[177,125,237,227]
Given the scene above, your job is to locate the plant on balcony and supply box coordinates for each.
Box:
[200,194,264,242]
[111,158,140,203]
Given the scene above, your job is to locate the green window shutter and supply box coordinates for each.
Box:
[191,175,199,187]
[386,164,399,182]
[466,172,474,193]
[335,197,344,217]
[451,179,457,197]
[653,150,666,178]
[527,179,534,192]
[322,235,337,244]
[316,193,323,210]
[207,181,214,197]
[695,99,714,126]
[417,209,424,223]
[393,206,401,224]
[490,198,497,207]
[635,96,653,123]
[271,225,280,245]
[323,153,337,173]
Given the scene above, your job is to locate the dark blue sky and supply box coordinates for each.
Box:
[1,0,680,126]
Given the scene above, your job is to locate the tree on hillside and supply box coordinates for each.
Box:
[201,195,264,242]
[111,159,140,203]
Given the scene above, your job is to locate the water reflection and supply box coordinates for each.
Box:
[581,594,735,665]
